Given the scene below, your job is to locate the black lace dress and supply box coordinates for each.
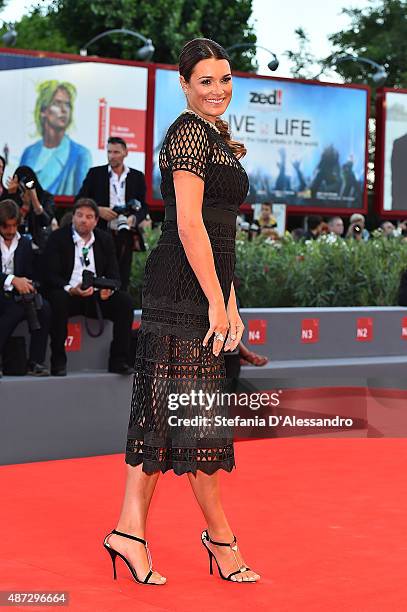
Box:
[125,110,249,475]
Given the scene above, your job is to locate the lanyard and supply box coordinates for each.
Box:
[80,246,91,267]
[72,228,93,268]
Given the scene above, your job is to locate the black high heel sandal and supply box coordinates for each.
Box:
[103,529,165,586]
[201,529,257,582]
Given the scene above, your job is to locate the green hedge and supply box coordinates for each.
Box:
[129,228,407,308]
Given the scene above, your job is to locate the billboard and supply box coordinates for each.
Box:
[377,89,407,213]
[0,61,148,196]
[152,68,368,211]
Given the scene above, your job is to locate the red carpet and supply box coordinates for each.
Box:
[1,438,407,611]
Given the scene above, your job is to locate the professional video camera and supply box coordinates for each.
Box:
[81,270,121,292]
[14,282,43,332]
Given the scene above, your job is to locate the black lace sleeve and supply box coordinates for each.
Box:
[167,116,211,180]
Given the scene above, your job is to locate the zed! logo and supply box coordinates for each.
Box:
[249,90,282,105]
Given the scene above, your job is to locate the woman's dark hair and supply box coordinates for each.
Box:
[0,198,21,226]
[179,38,246,159]
[14,165,45,198]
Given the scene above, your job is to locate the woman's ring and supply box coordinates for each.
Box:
[214,332,225,342]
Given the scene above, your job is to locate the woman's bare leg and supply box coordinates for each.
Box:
[187,470,260,582]
[106,464,166,584]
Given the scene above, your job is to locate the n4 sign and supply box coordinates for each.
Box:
[301,319,319,343]
[247,319,267,344]
[356,317,373,342]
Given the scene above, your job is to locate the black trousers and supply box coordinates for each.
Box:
[46,290,133,370]
[0,292,51,364]
[113,230,133,291]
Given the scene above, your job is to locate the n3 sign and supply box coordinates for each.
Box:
[248,319,267,344]
[356,317,373,342]
[64,322,81,352]
[301,319,319,343]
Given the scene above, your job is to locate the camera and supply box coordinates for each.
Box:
[14,282,43,332]
[114,213,130,232]
[81,270,120,292]
[112,198,142,216]
[111,199,143,233]
[353,224,362,238]
[18,175,35,194]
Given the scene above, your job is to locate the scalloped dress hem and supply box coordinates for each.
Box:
[124,454,236,476]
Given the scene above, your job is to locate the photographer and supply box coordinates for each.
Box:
[397,220,407,242]
[327,216,344,237]
[0,199,51,377]
[303,215,324,240]
[380,220,396,238]
[76,136,150,290]
[6,166,56,280]
[43,198,134,376]
[252,202,279,239]
[345,213,370,242]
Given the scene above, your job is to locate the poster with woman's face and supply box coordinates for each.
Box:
[0,62,148,196]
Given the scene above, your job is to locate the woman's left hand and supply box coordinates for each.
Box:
[225,291,244,352]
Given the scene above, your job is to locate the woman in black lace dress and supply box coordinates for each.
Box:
[103,39,260,585]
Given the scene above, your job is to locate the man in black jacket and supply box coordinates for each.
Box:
[0,199,51,376]
[43,198,134,376]
[76,136,149,290]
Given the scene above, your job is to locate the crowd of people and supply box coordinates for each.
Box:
[242,201,405,243]
[1,143,405,379]
[0,137,150,378]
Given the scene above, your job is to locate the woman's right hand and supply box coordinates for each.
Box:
[203,298,230,356]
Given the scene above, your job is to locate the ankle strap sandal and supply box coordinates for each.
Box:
[201,529,254,582]
[103,529,161,585]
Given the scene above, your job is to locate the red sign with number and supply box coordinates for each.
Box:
[247,319,267,345]
[65,323,81,352]
[356,317,373,342]
[301,319,319,343]
[402,317,407,340]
